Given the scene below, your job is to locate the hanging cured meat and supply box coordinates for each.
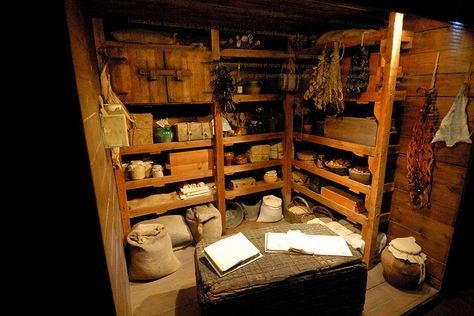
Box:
[406,88,439,209]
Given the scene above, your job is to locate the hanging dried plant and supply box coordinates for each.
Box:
[210,64,236,113]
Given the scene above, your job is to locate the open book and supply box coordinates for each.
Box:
[203,232,263,277]
[265,230,353,257]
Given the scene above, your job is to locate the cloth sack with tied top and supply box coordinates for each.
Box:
[186,203,222,242]
[387,236,427,286]
[127,223,181,281]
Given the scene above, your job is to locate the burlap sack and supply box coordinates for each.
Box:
[186,204,222,242]
[127,223,181,281]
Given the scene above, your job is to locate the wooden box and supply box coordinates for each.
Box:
[229,177,256,190]
[129,113,153,145]
[320,186,364,213]
[166,149,214,175]
[324,116,377,146]
[246,144,270,162]
[173,122,213,142]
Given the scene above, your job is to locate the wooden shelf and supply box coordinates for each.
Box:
[225,180,283,199]
[224,160,283,175]
[292,182,368,226]
[104,40,207,51]
[293,132,376,156]
[298,29,413,55]
[223,132,284,146]
[292,159,371,194]
[233,94,283,103]
[128,194,216,218]
[220,48,289,59]
[125,170,215,190]
[120,139,213,155]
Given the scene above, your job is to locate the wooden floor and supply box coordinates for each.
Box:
[130,220,439,316]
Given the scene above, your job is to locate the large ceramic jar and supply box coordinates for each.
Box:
[154,125,174,143]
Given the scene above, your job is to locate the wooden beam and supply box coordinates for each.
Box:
[364,12,404,267]
[282,94,294,210]
[113,165,131,239]
[211,28,220,61]
[213,101,226,233]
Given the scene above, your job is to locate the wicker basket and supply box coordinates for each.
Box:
[286,196,315,223]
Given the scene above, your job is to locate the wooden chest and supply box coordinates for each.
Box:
[321,186,364,213]
[166,149,214,175]
[195,224,367,315]
[324,116,377,146]
[173,122,213,142]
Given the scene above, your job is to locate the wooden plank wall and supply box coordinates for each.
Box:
[65,1,131,315]
[389,16,474,290]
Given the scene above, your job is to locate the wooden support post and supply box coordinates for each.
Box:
[213,101,226,233]
[282,94,294,211]
[211,28,220,61]
[364,12,404,267]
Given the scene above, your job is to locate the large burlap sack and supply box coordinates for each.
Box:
[133,215,193,250]
[186,204,222,242]
[127,223,181,281]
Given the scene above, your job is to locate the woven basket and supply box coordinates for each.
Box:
[311,205,336,221]
[286,196,315,223]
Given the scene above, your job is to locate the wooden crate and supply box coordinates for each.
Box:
[229,177,256,190]
[173,122,213,142]
[320,186,364,213]
[166,149,214,175]
[324,116,377,146]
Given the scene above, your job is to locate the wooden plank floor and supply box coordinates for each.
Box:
[130,219,438,315]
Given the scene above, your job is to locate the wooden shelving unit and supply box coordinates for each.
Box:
[225,180,284,199]
[233,94,283,103]
[120,139,213,155]
[292,182,368,226]
[224,160,283,175]
[293,132,376,157]
[290,13,406,268]
[223,132,284,146]
[293,159,371,194]
[128,194,216,218]
[125,170,215,190]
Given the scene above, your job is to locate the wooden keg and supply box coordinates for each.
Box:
[381,247,423,289]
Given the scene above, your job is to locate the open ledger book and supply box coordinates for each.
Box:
[203,232,263,277]
[265,230,353,256]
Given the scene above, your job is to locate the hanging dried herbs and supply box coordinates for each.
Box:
[303,42,344,115]
[210,64,235,113]
[346,46,370,97]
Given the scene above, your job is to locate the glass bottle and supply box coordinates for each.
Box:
[235,63,244,94]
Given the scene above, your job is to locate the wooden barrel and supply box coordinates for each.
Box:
[381,247,423,289]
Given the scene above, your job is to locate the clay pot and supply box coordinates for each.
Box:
[264,170,278,183]
[381,247,423,289]
[224,152,235,166]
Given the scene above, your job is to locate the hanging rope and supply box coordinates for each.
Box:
[406,52,440,209]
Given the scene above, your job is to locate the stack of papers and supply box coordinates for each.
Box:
[203,232,262,277]
[265,230,353,257]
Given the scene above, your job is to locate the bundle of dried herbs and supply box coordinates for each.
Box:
[304,42,344,115]
[346,46,370,97]
[210,64,235,113]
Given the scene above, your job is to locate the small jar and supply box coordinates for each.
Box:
[152,164,164,178]
[129,163,145,180]
[143,161,153,178]
[264,170,278,183]
[224,152,235,166]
